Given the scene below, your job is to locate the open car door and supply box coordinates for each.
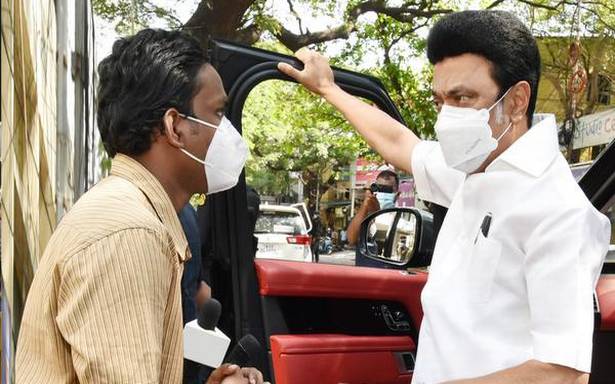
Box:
[206,40,426,383]
[206,38,615,383]
[577,138,615,384]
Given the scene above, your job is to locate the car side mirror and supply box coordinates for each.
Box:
[355,207,435,270]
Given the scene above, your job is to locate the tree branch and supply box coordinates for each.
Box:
[275,0,452,51]
[486,0,507,9]
[182,0,255,43]
[286,0,305,35]
[234,24,262,46]
[349,0,452,22]
[580,4,615,33]
[183,0,453,52]
[514,0,570,11]
[276,23,355,51]
[384,27,417,65]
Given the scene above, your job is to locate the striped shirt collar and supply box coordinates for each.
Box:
[110,154,189,262]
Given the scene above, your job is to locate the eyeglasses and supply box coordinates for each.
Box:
[369,183,395,194]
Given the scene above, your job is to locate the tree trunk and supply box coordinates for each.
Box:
[182,0,260,46]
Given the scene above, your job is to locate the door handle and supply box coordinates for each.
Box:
[380,304,410,331]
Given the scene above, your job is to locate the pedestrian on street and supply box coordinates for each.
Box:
[346,168,400,246]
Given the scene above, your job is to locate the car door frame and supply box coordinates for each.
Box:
[207,39,412,379]
[578,137,615,273]
[208,38,615,381]
[576,138,615,384]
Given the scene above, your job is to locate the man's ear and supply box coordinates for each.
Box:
[510,81,531,125]
[162,108,186,149]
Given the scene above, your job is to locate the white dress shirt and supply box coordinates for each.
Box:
[410,115,611,383]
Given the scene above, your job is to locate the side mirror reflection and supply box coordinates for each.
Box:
[357,207,434,269]
[366,211,417,262]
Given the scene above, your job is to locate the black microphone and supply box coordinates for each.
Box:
[225,334,263,370]
[197,298,222,330]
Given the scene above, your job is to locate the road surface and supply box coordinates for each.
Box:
[318,249,355,266]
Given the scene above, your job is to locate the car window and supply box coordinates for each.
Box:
[243,79,397,266]
[255,211,305,235]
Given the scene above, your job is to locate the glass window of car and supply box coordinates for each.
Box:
[242,79,389,266]
[255,210,305,236]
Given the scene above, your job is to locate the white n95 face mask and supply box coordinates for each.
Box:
[434,88,512,174]
[179,114,249,195]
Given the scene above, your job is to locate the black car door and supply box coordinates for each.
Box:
[577,138,615,384]
[204,38,615,384]
[205,39,427,383]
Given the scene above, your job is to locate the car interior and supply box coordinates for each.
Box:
[201,39,615,384]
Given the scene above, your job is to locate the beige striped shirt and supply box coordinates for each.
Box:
[16,154,190,383]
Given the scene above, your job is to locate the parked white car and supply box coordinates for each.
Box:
[255,204,314,262]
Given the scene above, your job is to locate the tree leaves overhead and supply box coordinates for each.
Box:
[94,0,614,197]
[243,75,370,197]
[484,0,614,37]
[93,0,181,34]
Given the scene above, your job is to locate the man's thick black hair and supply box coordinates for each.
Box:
[427,10,541,122]
[97,29,209,157]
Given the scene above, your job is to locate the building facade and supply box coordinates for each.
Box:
[536,36,615,161]
[1,1,96,382]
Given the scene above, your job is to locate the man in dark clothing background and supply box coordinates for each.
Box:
[179,203,212,384]
[245,186,262,251]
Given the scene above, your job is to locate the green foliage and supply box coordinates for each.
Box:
[378,65,438,139]
[331,11,441,139]
[93,1,443,197]
[189,194,206,208]
[93,0,180,35]
[243,77,374,198]
[479,0,614,38]
[94,0,613,194]
[235,40,379,198]
[98,141,112,176]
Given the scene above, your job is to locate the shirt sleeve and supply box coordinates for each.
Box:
[524,206,611,372]
[56,228,174,383]
[411,140,465,208]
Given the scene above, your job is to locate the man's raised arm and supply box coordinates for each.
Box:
[278,48,421,174]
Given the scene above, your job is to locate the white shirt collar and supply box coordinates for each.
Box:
[486,114,560,177]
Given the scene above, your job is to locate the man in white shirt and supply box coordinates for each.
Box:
[278,9,611,384]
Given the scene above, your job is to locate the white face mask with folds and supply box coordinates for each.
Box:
[434,88,513,174]
[179,114,249,195]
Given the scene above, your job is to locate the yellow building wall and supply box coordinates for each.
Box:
[536,37,615,120]
[1,0,58,378]
[535,37,615,161]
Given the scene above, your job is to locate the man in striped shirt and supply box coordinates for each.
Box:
[16,29,261,384]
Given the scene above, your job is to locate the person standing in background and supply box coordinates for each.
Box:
[346,169,400,246]
[179,203,212,384]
